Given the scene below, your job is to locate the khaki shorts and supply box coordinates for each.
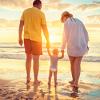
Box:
[24,39,42,55]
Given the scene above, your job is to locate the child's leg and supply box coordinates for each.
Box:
[54,71,57,87]
[48,70,52,85]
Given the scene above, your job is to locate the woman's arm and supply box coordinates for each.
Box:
[82,23,89,42]
[58,50,64,59]
[61,23,67,50]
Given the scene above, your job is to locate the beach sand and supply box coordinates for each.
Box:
[0,59,100,100]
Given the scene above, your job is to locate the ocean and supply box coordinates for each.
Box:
[0,27,100,62]
[0,42,100,62]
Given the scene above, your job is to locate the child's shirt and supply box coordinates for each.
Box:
[50,55,58,72]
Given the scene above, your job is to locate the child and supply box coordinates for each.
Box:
[47,48,64,88]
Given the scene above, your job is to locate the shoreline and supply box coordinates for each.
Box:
[0,59,100,99]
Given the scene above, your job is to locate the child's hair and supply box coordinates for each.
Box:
[52,49,59,55]
[33,0,42,6]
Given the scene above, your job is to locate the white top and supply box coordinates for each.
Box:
[50,56,58,72]
[62,17,89,57]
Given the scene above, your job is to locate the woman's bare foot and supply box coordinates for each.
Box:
[72,86,79,93]
[26,78,31,85]
[33,80,41,85]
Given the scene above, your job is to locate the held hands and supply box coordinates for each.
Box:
[61,50,64,58]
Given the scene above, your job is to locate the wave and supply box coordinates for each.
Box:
[0,53,100,62]
[0,43,100,62]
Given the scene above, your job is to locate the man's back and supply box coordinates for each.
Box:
[21,7,46,42]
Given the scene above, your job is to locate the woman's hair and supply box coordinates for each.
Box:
[61,11,73,22]
[33,0,42,6]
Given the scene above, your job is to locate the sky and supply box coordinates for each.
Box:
[0,0,100,43]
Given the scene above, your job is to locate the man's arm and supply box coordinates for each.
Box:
[42,24,50,48]
[47,49,52,56]
[18,20,24,46]
[41,13,50,48]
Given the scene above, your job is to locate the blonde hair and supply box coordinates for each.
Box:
[61,11,73,22]
[53,49,58,55]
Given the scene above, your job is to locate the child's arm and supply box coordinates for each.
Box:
[47,49,52,56]
[58,50,64,59]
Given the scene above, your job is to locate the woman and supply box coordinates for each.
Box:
[61,11,89,92]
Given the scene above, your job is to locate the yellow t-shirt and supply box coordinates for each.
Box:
[20,7,46,42]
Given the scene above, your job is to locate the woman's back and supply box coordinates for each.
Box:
[64,17,89,56]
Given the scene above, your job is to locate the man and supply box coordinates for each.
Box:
[18,0,50,84]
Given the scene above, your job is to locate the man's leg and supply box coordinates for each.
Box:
[33,55,40,83]
[26,53,32,83]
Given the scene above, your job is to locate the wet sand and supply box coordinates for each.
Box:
[0,59,100,100]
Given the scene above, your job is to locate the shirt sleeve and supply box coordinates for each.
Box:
[41,13,46,25]
[20,12,24,21]
[61,23,67,50]
[82,23,89,42]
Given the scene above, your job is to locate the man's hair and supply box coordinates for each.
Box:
[33,0,42,6]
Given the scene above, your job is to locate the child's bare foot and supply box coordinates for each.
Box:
[54,82,58,88]
[48,82,51,90]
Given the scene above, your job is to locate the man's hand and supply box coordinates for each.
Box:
[18,20,24,46]
[19,38,23,46]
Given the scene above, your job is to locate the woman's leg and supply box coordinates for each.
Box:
[73,57,83,86]
[69,56,75,83]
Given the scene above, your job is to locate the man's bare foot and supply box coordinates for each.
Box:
[70,92,78,98]
[69,80,74,85]
[26,78,31,85]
